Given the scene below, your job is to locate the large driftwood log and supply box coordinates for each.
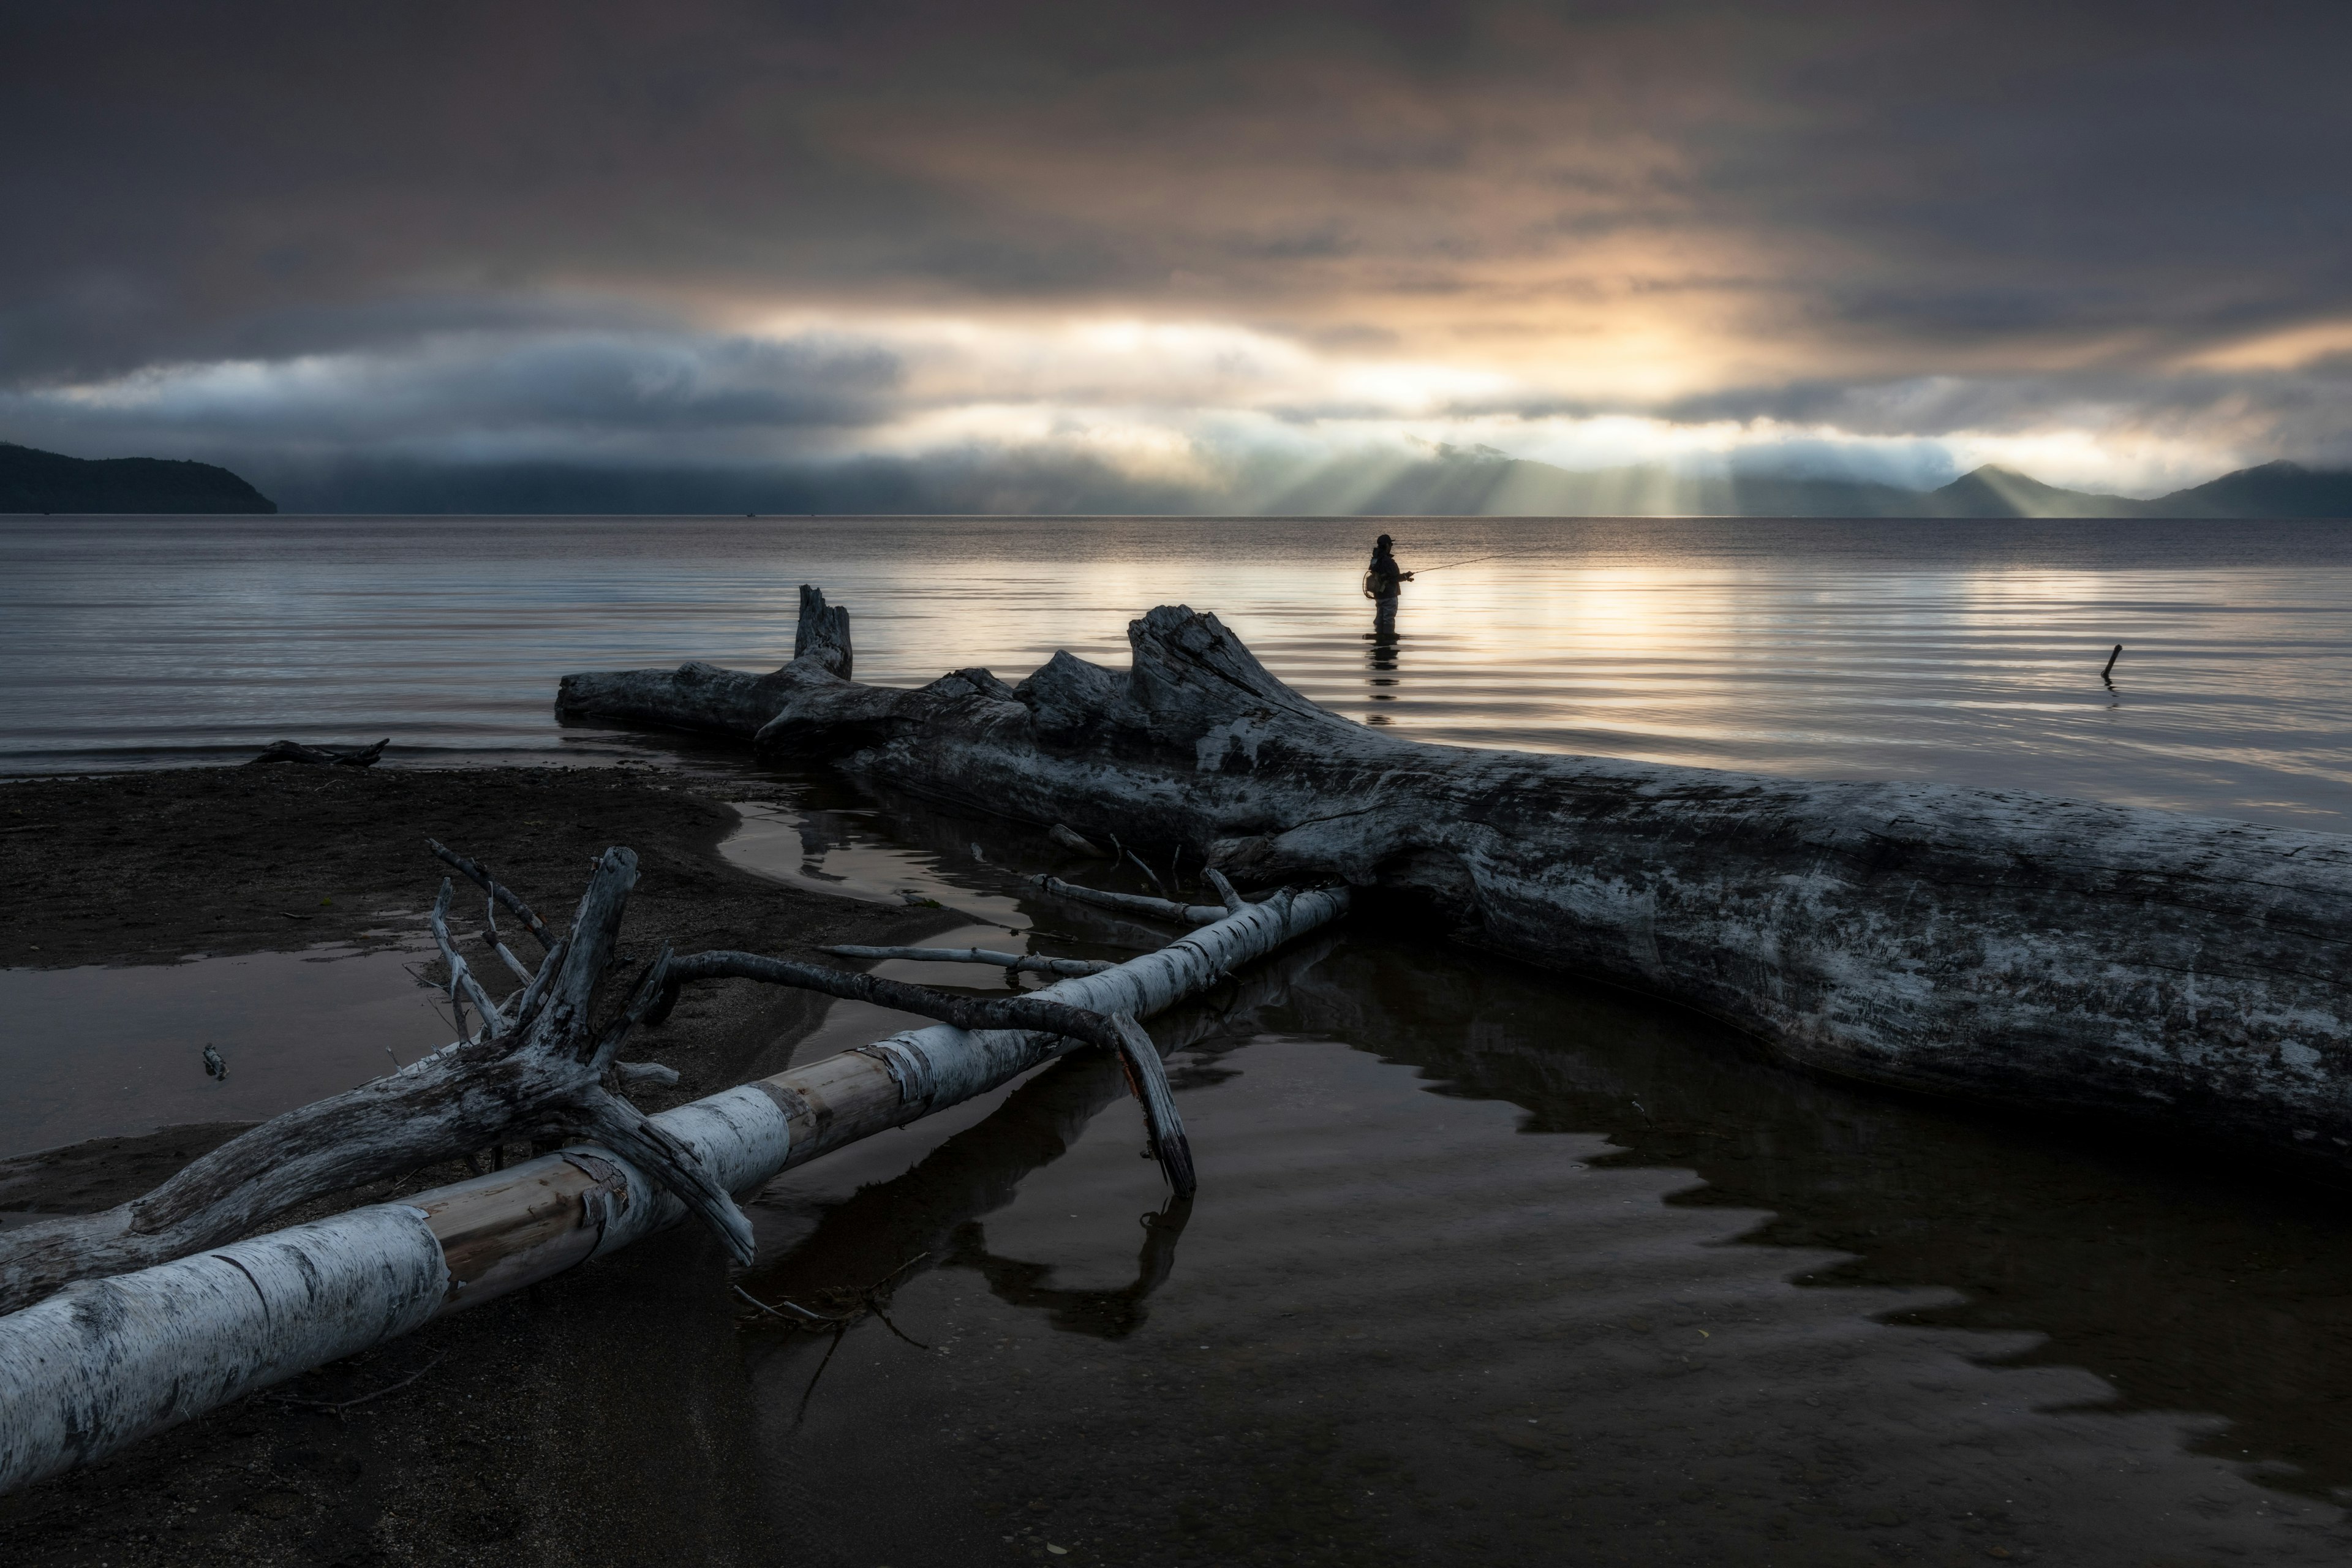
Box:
[0,883,1346,1495]
[561,598,2352,1163]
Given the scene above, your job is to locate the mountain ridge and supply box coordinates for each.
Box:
[5,437,2348,517]
[0,442,276,514]
[1337,450,2352,518]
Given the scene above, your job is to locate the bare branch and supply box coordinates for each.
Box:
[649,951,1133,1054]
[823,944,1115,978]
[1108,1013,1196,1199]
[428,879,503,1038]
[426,837,556,952]
[482,892,533,985]
[1031,873,1229,927]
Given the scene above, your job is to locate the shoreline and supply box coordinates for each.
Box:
[0,761,962,1565]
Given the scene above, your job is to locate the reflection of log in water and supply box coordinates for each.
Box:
[1262,931,2352,1503]
[738,945,1324,1341]
[945,1197,1189,1340]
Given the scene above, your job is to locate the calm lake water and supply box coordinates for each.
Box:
[9,514,2352,1562]
[6,513,2352,826]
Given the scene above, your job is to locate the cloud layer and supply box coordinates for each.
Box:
[8,1,2351,506]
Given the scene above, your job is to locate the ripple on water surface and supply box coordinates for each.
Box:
[704,785,2352,1564]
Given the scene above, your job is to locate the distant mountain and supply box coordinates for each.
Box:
[2146,461,2352,518]
[27,437,2341,517]
[1312,448,2352,519]
[1922,464,2144,518]
[0,442,277,513]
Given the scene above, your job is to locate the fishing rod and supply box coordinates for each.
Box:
[1409,551,1509,575]
[1362,550,1509,597]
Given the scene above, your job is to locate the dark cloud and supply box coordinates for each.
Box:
[5,0,2350,491]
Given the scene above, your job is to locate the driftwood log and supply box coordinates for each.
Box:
[553,584,854,737]
[559,596,2352,1163]
[0,873,1346,1494]
[247,737,389,767]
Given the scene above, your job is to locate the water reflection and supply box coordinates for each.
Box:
[729,778,2352,1567]
[1363,594,1401,723]
[947,1197,1192,1341]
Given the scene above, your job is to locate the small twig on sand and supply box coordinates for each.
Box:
[267,1355,446,1419]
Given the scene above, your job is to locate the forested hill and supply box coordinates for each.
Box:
[0,442,276,513]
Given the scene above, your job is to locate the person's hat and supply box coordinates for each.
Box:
[1375,533,1393,547]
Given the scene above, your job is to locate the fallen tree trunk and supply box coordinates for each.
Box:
[0,883,1346,1495]
[561,598,2352,1163]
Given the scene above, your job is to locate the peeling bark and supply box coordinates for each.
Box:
[562,598,2352,1163]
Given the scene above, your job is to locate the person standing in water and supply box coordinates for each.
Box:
[1365,533,1414,628]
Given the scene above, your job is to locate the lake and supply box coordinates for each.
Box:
[6,513,2352,827]
[7,513,2352,1562]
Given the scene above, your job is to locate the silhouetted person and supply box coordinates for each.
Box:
[1364,536,1411,616]
[1364,533,1411,722]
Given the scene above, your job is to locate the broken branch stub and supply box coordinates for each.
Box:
[793,583,853,678]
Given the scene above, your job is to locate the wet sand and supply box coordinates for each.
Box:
[0,762,958,1566]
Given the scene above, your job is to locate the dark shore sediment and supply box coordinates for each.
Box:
[0,763,958,1566]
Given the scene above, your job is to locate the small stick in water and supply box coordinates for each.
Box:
[2102,644,2123,684]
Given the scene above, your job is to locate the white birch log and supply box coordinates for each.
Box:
[562,597,2352,1165]
[0,885,1346,1497]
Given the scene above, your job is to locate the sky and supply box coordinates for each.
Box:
[6,0,2351,511]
